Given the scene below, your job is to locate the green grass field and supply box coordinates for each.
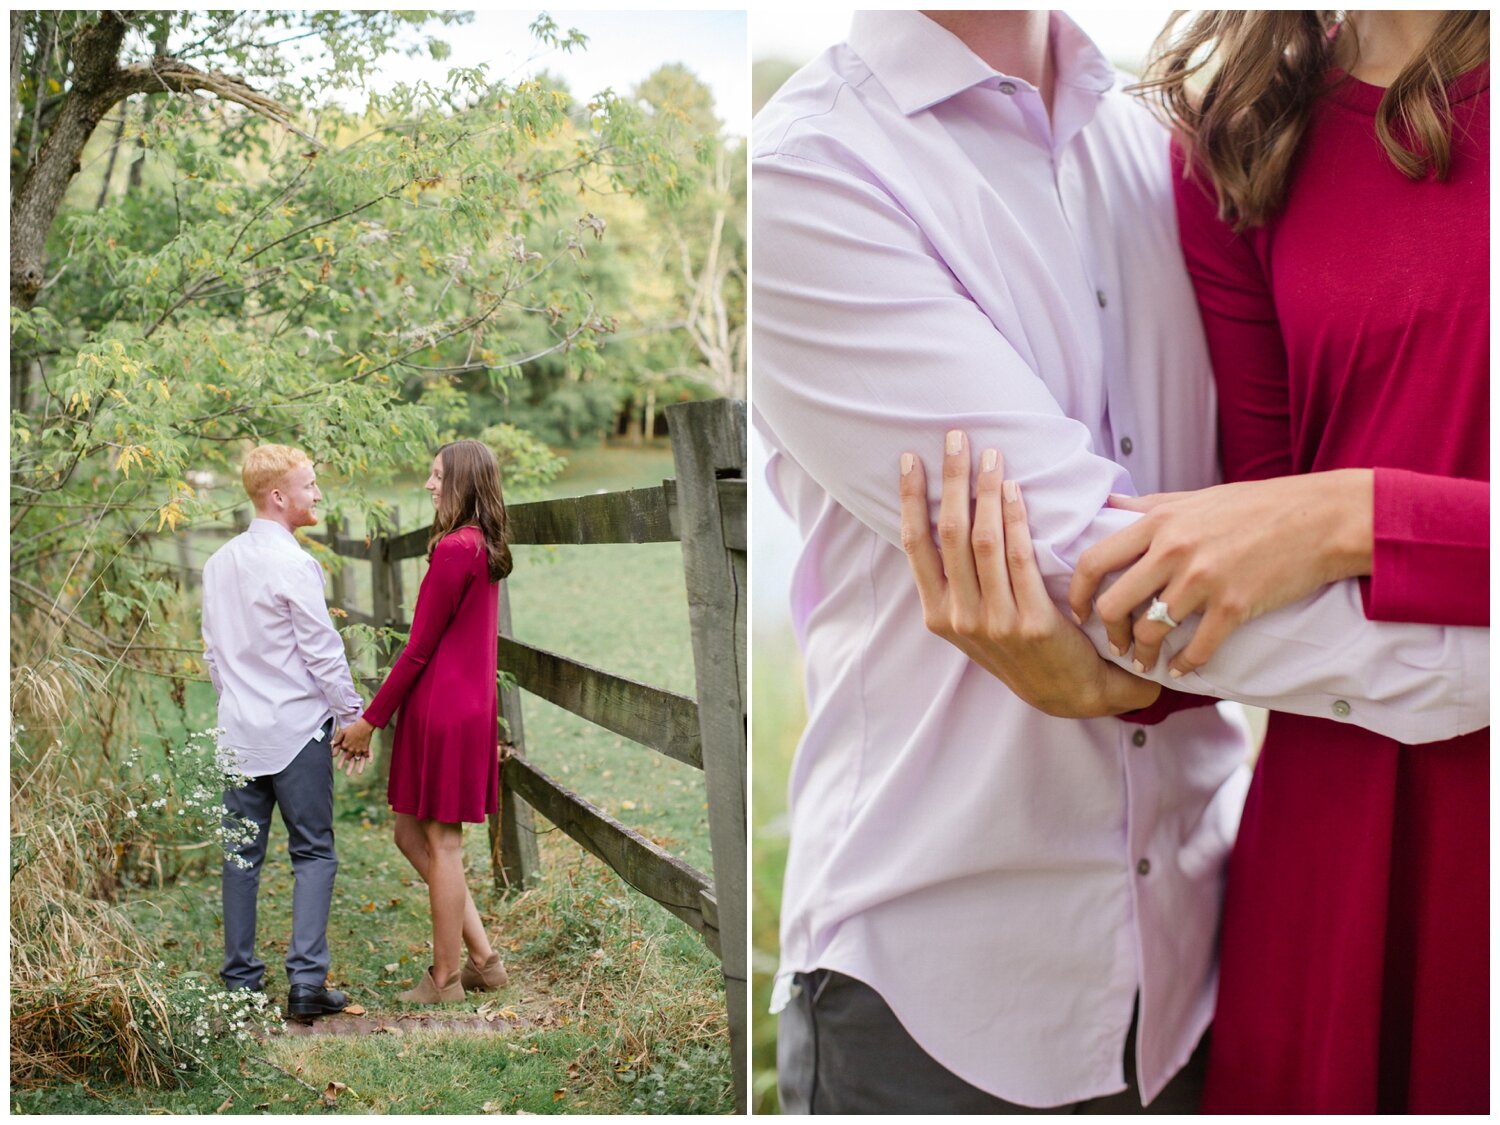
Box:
[12,442,732,1116]
[749,628,803,1115]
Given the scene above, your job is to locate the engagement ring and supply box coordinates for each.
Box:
[1145,597,1180,629]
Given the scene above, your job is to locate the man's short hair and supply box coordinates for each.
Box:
[242,445,311,505]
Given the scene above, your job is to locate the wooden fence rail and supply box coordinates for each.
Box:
[319,399,748,1112]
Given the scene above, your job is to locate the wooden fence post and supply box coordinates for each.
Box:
[326,516,348,610]
[369,509,400,782]
[176,529,196,590]
[495,580,540,891]
[667,398,748,1114]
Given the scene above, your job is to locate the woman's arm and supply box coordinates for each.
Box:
[1365,469,1488,626]
[1066,143,1488,673]
[362,532,476,729]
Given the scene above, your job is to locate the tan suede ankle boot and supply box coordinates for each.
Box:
[398,966,464,1004]
[460,951,509,992]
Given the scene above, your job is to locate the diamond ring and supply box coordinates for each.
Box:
[1145,597,1180,629]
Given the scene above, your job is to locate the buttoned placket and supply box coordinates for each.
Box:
[1012,77,1142,475]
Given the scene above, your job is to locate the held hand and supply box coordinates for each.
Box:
[334,717,375,777]
[898,432,1160,718]
[1069,470,1374,677]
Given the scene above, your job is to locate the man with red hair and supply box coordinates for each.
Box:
[202,444,362,1019]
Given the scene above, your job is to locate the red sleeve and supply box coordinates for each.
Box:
[1360,468,1489,626]
[1169,141,1294,484]
[1120,687,1216,726]
[363,531,477,728]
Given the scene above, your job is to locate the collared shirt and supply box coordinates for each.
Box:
[752,10,1489,1108]
[201,519,364,776]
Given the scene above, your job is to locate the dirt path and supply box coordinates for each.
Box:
[274,960,573,1039]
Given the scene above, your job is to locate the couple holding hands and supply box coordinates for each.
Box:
[201,439,512,1018]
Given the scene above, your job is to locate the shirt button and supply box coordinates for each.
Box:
[1332,700,1352,718]
[1120,436,1134,456]
[997,80,1017,95]
[1136,858,1152,876]
[1096,289,1108,308]
[1131,729,1147,748]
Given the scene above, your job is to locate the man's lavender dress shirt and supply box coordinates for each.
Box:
[202,519,364,777]
[752,10,1488,1107]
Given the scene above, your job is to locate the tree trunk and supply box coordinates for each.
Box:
[127,94,151,193]
[94,106,127,209]
[11,12,129,311]
[10,13,24,142]
[11,11,304,312]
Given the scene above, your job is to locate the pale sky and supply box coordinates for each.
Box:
[365,10,750,137]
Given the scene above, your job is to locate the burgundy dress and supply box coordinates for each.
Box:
[365,526,501,824]
[1172,68,1489,1112]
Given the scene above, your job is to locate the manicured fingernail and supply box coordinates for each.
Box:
[901,452,914,476]
[1108,643,1123,658]
[981,448,997,473]
[1003,479,1018,502]
[946,430,963,455]
[1069,609,1082,625]
[1168,666,1184,679]
[1132,659,1146,674]
[1107,493,1128,505]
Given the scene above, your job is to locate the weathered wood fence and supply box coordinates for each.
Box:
[324,399,747,1111]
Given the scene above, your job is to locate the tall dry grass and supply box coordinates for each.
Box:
[10,726,186,1088]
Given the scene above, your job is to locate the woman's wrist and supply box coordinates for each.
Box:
[1320,469,1374,580]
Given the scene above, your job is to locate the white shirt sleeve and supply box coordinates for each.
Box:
[201,566,224,696]
[284,555,364,724]
[753,153,1488,745]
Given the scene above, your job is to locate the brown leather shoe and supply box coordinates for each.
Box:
[460,951,509,992]
[398,966,464,1004]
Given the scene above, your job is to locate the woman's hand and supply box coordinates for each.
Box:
[898,431,1161,718]
[1069,470,1374,677]
[333,716,375,776]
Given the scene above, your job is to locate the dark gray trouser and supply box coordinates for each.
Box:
[221,723,337,989]
[777,970,1209,1115]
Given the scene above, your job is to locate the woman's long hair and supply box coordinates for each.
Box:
[428,439,512,581]
[1133,11,1489,230]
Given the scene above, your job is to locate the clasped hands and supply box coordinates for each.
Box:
[333,717,376,776]
[898,432,1372,718]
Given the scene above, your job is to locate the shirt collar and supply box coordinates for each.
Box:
[249,517,299,545]
[847,10,1115,117]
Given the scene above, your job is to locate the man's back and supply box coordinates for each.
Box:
[202,519,359,774]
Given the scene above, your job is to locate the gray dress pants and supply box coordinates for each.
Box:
[220,723,338,989]
[778,970,1209,1114]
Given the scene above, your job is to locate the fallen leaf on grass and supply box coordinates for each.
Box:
[342,1004,366,1015]
[384,962,401,973]
[553,1089,567,1102]
[320,1081,349,1108]
[214,1097,233,1113]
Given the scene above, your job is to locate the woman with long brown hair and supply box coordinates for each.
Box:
[895,8,1487,1113]
[337,439,514,1004]
[1119,11,1489,1113]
